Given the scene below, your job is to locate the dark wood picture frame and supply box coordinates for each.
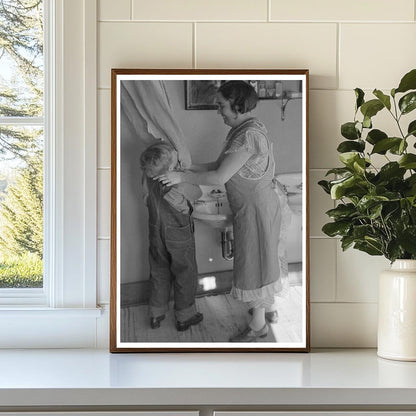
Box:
[110,69,310,352]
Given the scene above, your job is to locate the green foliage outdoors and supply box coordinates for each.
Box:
[319,69,416,263]
[0,0,44,287]
[0,252,42,288]
[0,155,43,258]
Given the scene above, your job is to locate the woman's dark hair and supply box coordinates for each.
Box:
[218,81,259,114]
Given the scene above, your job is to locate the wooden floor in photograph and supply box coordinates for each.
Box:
[121,285,303,343]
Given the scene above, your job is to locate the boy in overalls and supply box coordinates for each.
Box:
[140,142,203,331]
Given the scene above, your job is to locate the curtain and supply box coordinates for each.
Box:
[120,80,191,169]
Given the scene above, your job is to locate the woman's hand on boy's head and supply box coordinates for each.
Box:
[155,170,183,187]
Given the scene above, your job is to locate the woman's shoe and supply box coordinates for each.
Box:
[176,312,203,331]
[229,324,268,342]
[248,308,278,324]
[150,314,165,329]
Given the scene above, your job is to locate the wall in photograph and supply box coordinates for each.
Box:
[119,80,303,285]
[164,81,303,174]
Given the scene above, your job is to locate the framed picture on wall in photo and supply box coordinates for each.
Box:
[110,69,310,352]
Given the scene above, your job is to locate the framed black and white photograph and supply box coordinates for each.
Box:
[110,69,310,352]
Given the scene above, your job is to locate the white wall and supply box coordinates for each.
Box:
[96,0,416,347]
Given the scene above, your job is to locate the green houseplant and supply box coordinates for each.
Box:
[319,69,416,262]
[319,68,416,361]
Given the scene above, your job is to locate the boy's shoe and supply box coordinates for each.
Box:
[229,324,268,342]
[248,308,278,324]
[150,314,165,329]
[176,312,203,331]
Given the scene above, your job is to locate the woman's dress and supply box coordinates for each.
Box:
[219,118,288,305]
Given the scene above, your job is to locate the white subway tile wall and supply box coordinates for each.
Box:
[99,0,131,21]
[97,240,110,305]
[270,0,414,22]
[131,0,269,21]
[97,169,111,239]
[310,239,336,302]
[336,246,389,303]
[311,303,378,347]
[98,22,193,88]
[98,90,111,168]
[196,23,338,89]
[97,0,416,347]
[309,170,334,237]
[340,24,416,90]
[309,90,355,169]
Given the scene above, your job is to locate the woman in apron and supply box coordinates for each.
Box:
[156,81,286,342]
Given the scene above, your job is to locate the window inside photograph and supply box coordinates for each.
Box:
[0,0,44,289]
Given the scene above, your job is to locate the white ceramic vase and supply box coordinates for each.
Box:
[378,259,416,361]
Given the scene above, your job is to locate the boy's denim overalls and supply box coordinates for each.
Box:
[146,178,198,322]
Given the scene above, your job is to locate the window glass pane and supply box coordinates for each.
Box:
[0,126,43,289]
[0,0,44,291]
[0,0,44,117]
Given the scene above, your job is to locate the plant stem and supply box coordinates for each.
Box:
[390,97,406,139]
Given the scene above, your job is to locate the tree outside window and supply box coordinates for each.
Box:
[0,0,44,288]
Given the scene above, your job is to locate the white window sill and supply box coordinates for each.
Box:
[0,307,106,348]
[0,307,102,317]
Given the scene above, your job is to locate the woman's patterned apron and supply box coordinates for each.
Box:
[223,120,285,304]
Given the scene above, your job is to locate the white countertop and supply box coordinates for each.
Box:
[0,348,416,407]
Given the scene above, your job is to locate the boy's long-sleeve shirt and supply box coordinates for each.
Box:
[142,174,202,214]
[163,183,202,214]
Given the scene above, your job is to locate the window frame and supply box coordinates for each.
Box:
[0,0,100,348]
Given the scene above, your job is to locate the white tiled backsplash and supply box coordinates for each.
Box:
[96,0,416,347]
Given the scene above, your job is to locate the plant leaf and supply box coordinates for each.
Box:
[318,180,331,194]
[330,176,356,199]
[369,203,383,219]
[326,203,357,220]
[365,236,384,252]
[353,221,373,234]
[399,92,416,115]
[341,235,355,251]
[355,88,365,110]
[371,137,402,154]
[337,140,365,153]
[354,241,383,256]
[373,89,391,110]
[339,152,360,167]
[398,227,416,255]
[377,162,406,181]
[353,158,366,174]
[399,139,407,154]
[405,174,416,196]
[363,116,372,129]
[399,154,416,169]
[360,99,384,119]
[395,69,416,94]
[341,122,361,140]
[357,195,389,212]
[366,129,387,145]
[386,240,403,263]
[330,175,368,200]
[322,221,351,237]
[389,139,408,155]
[407,120,416,138]
[325,167,352,176]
